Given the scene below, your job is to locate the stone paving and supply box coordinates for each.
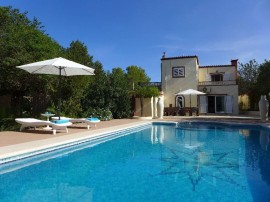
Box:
[0,115,267,147]
[0,118,144,147]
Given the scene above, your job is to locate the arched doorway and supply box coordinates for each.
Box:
[175,95,185,109]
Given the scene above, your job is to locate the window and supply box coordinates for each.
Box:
[172,66,185,78]
[211,74,223,81]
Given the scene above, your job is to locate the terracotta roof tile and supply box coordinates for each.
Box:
[161,55,199,63]
[161,55,198,60]
[199,65,234,68]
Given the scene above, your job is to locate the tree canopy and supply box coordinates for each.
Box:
[238,60,259,96]
[0,6,159,123]
[109,68,131,118]
[238,60,270,110]
[126,65,150,91]
[0,6,63,116]
[256,60,270,96]
[59,40,95,117]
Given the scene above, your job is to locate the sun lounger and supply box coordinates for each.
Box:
[51,117,100,130]
[15,118,72,135]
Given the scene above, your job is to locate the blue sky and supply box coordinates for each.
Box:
[1,0,270,81]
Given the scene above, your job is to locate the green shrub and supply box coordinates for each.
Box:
[0,118,20,131]
[83,107,113,121]
[0,106,11,119]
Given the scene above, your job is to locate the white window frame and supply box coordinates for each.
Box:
[172,66,185,78]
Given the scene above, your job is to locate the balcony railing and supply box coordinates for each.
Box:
[199,80,237,86]
[139,82,162,90]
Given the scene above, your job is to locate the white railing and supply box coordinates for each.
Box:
[199,80,237,86]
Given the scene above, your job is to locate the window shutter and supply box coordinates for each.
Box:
[205,73,211,81]
[200,96,207,113]
[225,96,233,113]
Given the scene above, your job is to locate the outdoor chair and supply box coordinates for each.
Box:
[15,118,72,135]
[51,117,100,130]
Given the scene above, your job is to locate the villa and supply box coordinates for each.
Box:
[135,54,239,117]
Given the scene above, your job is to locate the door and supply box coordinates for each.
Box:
[216,96,225,112]
[207,96,225,113]
[208,96,215,113]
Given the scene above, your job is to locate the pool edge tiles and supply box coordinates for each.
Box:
[0,121,157,164]
[178,119,270,129]
[152,121,178,126]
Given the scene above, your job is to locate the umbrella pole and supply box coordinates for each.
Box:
[58,68,62,120]
[190,94,191,116]
[190,94,191,108]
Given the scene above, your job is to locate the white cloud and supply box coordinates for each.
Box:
[152,32,270,65]
[193,34,270,52]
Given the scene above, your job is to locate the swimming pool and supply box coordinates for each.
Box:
[0,122,269,201]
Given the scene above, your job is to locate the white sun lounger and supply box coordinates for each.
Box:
[52,117,100,130]
[15,118,72,135]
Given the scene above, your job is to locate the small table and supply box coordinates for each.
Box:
[41,113,55,130]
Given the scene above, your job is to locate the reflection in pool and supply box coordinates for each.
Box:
[244,127,270,201]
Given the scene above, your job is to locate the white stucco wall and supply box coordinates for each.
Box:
[134,97,153,117]
[198,65,239,115]
[198,85,239,115]
[199,66,237,81]
[161,57,199,108]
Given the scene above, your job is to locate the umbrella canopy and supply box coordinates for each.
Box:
[17,57,95,76]
[175,89,205,96]
[175,89,205,108]
[17,57,95,118]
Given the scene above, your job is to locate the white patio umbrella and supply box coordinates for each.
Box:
[175,89,205,108]
[17,57,95,118]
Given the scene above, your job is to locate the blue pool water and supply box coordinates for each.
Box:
[0,122,270,202]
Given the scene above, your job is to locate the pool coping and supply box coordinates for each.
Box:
[178,119,270,127]
[0,119,269,164]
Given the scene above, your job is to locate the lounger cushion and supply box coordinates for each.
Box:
[87,117,100,121]
[51,119,70,124]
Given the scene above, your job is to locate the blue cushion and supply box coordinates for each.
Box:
[87,117,100,121]
[51,119,69,124]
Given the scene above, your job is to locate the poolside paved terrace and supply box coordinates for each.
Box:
[0,115,268,161]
